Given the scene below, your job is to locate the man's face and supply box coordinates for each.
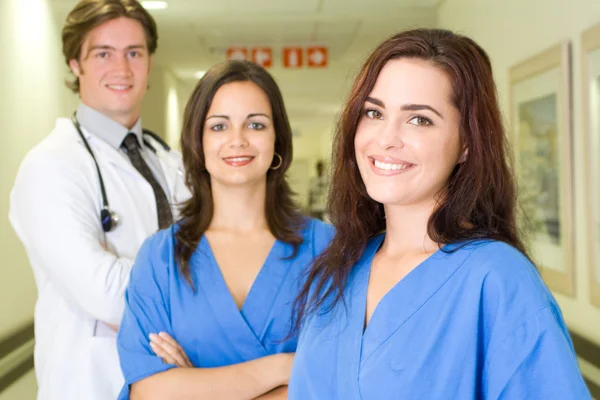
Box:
[70,17,151,127]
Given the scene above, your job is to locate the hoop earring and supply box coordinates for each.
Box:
[270,153,283,170]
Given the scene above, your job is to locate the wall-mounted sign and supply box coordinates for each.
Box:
[252,47,272,68]
[226,47,247,61]
[225,46,328,68]
[283,47,303,68]
[307,46,328,68]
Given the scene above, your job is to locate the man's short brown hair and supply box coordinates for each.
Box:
[62,0,158,93]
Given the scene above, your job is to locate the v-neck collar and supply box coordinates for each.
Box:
[240,240,295,339]
[335,235,475,398]
[194,235,290,357]
[360,243,468,363]
[335,234,383,400]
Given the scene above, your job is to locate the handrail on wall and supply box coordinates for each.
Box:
[0,323,34,393]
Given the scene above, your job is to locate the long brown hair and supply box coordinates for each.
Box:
[175,60,305,287]
[62,0,158,92]
[294,28,527,326]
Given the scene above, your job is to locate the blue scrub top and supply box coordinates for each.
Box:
[289,235,591,399]
[117,218,334,399]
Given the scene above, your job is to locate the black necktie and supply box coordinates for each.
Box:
[122,133,173,229]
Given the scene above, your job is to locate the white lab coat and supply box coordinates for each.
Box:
[9,117,191,400]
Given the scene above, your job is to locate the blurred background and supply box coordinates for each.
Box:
[1,0,600,398]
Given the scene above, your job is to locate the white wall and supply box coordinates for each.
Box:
[165,71,182,149]
[0,0,78,339]
[141,65,183,148]
[438,0,600,345]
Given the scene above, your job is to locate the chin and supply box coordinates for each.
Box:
[216,173,266,188]
[105,104,134,116]
[365,187,410,206]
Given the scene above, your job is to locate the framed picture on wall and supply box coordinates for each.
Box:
[582,25,600,308]
[509,42,574,296]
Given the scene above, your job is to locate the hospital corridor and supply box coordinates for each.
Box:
[1,0,600,398]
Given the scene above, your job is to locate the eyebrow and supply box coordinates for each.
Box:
[206,113,272,121]
[401,104,444,119]
[365,96,385,108]
[365,96,444,119]
[85,44,146,57]
[247,113,271,120]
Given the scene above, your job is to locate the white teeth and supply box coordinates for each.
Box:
[373,159,412,171]
[226,157,252,162]
[107,85,130,90]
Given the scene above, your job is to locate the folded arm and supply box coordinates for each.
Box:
[253,386,288,400]
[131,353,291,400]
[142,332,292,400]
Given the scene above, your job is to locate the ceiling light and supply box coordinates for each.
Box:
[195,71,206,79]
[141,1,168,10]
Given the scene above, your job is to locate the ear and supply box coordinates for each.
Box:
[148,55,153,73]
[458,147,468,163]
[69,59,81,77]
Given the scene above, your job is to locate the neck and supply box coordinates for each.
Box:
[81,100,140,129]
[381,198,439,256]
[209,179,268,232]
[117,114,139,130]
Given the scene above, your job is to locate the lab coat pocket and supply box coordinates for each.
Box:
[81,336,124,400]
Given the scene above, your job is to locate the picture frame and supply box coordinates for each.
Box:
[581,25,600,308]
[509,42,574,296]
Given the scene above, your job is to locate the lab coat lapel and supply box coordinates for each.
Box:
[196,236,269,360]
[336,235,384,400]
[360,242,471,366]
[240,240,291,343]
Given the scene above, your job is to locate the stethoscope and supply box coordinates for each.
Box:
[71,113,171,232]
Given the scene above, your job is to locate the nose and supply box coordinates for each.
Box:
[113,53,133,77]
[228,125,249,148]
[376,119,404,150]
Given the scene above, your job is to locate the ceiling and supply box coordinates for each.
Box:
[50,0,443,132]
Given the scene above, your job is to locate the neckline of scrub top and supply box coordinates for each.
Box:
[197,235,291,346]
[334,236,475,400]
[349,237,473,349]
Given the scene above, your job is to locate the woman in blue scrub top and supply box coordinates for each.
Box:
[116,60,333,399]
[289,29,591,399]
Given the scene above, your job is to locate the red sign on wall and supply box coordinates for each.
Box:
[252,47,273,68]
[307,47,328,68]
[282,47,303,68]
[226,46,328,69]
[226,47,247,61]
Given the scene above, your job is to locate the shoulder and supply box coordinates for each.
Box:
[455,240,565,347]
[17,118,91,176]
[135,225,178,267]
[301,217,335,252]
[129,226,179,294]
[32,118,82,154]
[458,240,551,305]
[304,217,335,239]
[458,240,529,265]
[12,119,98,201]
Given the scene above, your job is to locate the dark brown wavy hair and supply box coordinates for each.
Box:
[294,28,527,327]
[175,60,305,287]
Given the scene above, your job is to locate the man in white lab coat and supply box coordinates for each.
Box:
[9,1,190,398]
